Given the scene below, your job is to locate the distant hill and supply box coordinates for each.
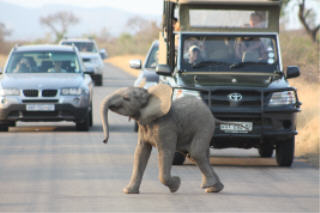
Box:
[0,1,160,41]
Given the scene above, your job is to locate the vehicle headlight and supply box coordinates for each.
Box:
[173,89,201,100]
[0,88,20,96]
[61,88,83,96]
[268,91,296,106]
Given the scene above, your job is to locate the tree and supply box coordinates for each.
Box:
[0,22,11,42]
[297,0,320,42]
[40,11,79,43]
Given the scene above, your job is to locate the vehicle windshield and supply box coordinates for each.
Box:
[145,45,159,69]
[6,51,81,74]
[62,41,97,53]
[181,35,279,73]
[189,9,269,29]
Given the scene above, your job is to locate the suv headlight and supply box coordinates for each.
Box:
[173,89,201,100]
[0,88,20,96]
[268,91,296,106]
[61,88,82,96]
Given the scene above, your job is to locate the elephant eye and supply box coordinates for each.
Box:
[123,96,131,101]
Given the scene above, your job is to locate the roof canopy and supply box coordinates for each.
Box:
[166,0,281,6]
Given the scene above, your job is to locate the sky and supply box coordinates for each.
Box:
[2,0,319,29]
[0,0,164,15]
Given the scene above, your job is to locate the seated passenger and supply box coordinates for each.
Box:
[48,61,68,73]
[13,58,32,73]
[188,45,202,65]
[249,12,266,28]
[235,37,267,62]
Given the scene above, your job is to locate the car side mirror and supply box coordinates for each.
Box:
[286,66,300,79]
[99,49,107,59]
[129,59,142,69]
[156,64,172,76]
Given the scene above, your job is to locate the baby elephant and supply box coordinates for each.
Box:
[101,84,223,194]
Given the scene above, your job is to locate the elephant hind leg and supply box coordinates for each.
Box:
[189,135,224,193]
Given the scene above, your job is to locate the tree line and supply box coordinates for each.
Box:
[0,0,319,55]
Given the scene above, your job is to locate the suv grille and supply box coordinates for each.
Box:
[23,89,39,97]
[201,90,261,107]
[23,89,58,97]
[42,89,57,97]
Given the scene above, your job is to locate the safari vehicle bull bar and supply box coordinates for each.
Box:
[172,85,301,139]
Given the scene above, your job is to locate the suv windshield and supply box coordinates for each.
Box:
[6,51,81,74]
[145,45,159,69]
[62,41,97,53]
[181,35,279,73]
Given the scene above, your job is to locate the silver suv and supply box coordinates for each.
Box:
[59,38,107,86]
[0,44,93,131]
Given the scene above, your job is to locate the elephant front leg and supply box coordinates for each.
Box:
[158,150,181,193]
[123,141,152,194]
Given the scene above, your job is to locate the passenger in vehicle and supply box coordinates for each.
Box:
[186,45,202,67]
[13,58,32,73]
[48,61,68,73]
[249,12,266,28]
[235,37,267,62]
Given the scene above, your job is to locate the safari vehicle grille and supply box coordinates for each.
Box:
[200,90,261,108]
[23,89,57,97]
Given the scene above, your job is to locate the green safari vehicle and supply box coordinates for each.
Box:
[156,0,301,167]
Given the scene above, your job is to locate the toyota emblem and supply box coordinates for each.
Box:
[228,93,242,103]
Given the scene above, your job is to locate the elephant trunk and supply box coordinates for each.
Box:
[100,96,111,144]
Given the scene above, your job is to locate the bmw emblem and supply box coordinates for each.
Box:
[228,92,242,105]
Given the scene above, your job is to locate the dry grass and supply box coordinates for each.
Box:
[108,54,320,168]
[291,79,320,167]
[0,54,7,68]
[105,54,144,77]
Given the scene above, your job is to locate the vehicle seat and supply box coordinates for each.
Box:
[205,39,232,63]
[242,51,260,62]
[40,61,53,72]
[61,61,73,72]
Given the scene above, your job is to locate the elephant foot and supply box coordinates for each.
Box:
[123,186,140,194]
[204,182,224,193]
[169,176,181,193]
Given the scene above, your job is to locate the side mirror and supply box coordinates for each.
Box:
[156,64,172,76]
[129,59,142,69]
[286,66,300,79]
[99,49,107,59]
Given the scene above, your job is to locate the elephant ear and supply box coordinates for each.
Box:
[139,84,172,124]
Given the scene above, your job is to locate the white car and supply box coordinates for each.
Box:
[0,44,93,131]
[60,38,107,86]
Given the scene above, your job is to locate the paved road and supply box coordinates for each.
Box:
[0,63,319,212]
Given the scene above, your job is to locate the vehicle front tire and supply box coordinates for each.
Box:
[76,114,90,131]
[258,143,274,158]
[172,152,186,165]
[95,75,103,86]
[276,137,295,167]
[0,124,9,132]
[134,122,138,132]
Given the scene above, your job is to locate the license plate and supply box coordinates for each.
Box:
[26,104,55,111]
[220,122,253,133]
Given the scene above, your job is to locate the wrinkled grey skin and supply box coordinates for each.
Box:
[100,85,223,194]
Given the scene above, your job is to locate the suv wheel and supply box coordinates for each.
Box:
[76,114,90,131]
[172,152,186,165]
[134,122,138,132]
[258,143,274,158]
[276,137,295,167]
[89,103,93,127]
[95,75,103,86]
[0,124,9,132]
